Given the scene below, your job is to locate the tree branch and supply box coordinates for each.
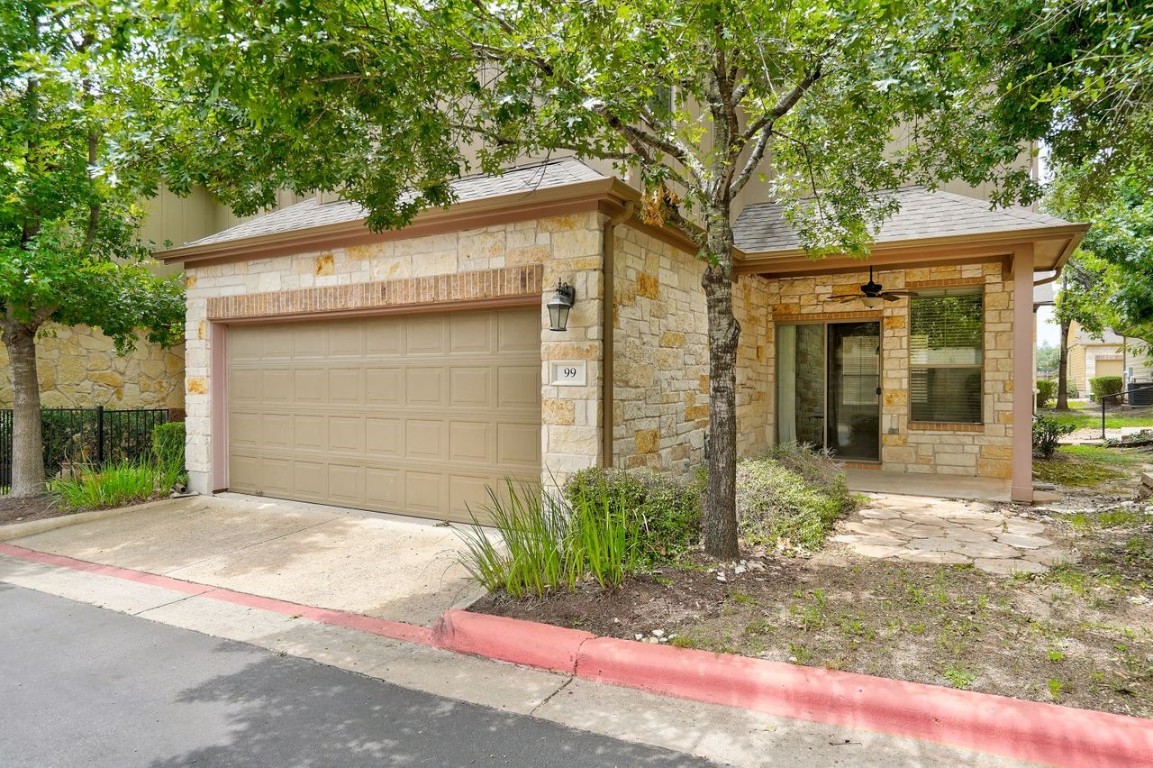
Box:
[741,62,823,143]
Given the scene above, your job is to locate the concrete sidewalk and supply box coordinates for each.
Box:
[0,493,1097,767]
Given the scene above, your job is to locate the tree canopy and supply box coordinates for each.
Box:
[0,0,185,496]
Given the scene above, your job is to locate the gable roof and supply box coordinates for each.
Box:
[733,187,1076,255]
[178,158,607,250]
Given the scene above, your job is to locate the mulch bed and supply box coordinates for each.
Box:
[0,495,71,526]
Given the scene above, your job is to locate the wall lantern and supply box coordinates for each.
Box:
[546,281,576,332]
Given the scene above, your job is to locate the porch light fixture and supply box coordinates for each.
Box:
[546,281,576,332]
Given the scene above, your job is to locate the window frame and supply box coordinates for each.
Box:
[907,287,985,426]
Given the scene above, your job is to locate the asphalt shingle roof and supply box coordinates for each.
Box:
[181,158,606,249]
[733,187,1075,254]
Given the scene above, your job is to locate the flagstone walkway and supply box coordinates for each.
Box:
[831,493,1072,575]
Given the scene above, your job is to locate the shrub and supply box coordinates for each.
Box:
[1036,379,1057,409]
[152,422,185,470]
[566,468,702,565]
[1067,381,1080,399]
[458,470,702,597]
[736,446,856,553]
[50,460,163,511]
[1090,376,1124,403]
[1033,415,1076,459]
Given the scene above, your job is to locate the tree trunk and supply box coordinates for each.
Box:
[700,205,741,559]
[2,323,45,496]
[1056,318,1071,411]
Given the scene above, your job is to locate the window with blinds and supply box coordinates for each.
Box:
[909,293,983,423]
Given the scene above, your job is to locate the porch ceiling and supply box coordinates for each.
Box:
[733,187,1087,278]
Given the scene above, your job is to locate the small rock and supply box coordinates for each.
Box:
[716,573,727,583]
[747,561,765,571]
[634,634,644,641]
[652,629,665,638]
[612,618,620,624]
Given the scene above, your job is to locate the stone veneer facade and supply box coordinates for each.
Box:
[0,324,184,410]
[610,227,774,477]
[181,212,606,495]
[763,262,1014,480]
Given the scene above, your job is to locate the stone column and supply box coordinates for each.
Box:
[1011,246,1036,503]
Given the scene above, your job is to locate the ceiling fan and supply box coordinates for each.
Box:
[825,266,918,305]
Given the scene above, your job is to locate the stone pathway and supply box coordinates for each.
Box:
[831,493,1072,575]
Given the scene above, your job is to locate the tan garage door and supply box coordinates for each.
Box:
[1097,359,1123,379]
[227,308,541,523]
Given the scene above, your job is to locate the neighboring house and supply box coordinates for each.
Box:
[0,186,300,413]
[1066,322,1127,396]
[159,158,1085,521]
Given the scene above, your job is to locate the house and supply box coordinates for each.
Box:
[1066,322,1131,396]
[159,159,1086,522]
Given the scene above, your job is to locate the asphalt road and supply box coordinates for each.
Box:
[0,583,717,768]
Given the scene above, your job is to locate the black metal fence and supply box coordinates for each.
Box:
[0,407,170,487]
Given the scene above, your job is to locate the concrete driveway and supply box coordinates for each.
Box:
[4,493,484,626]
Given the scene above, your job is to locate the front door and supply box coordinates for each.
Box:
[776,321,881,461]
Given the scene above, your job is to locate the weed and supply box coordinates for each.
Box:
[1047,648,1065,663]
[943,664,976,689]
[670,636,699,649]
[729,591,756,605]
[1048,678,1064,700]
[787,642,813,664]
[744,618,773,636]
[791,589,828,631]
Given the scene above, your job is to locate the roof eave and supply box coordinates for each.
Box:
[735,223,1090,275]
[159,176,639,267]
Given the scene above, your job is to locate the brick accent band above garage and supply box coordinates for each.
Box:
[206,265,544,321]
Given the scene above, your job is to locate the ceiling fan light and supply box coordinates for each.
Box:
[861,295,885,309]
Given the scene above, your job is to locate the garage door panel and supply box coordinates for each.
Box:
[366,322,402,355]
[365,468,400,507]
[327,464,362,503]
[449,421,491,463]
[230,370,263,402]
[261,414,293,448]
[328,368,364,404]
[229,412,261,447]
[294,370,326,403]
[449,475,493,520]
[406,368,445,407]
[405,315,446,354]
[366,368,402,404]
[498,310,540,352]
[497,423,542,466]
[327,323,366,357]
[405,420,445,460]
[294,415,325,450]
[365,418,402,457]
[292,325,327,358]
[262,371,293,402]
[228,307,541,523]
[328,416,365,452]
[450,368,491,407]
[498,366,541,409]
[293,461,327,499]
[450,312,493,353]
[405,471,444,514]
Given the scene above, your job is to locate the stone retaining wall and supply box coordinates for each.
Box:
[0,324,184,410]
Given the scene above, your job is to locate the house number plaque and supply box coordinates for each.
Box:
[550,361,587,386]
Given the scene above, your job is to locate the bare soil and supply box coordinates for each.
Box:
[472,459,1153,718]
[0,495,69,526]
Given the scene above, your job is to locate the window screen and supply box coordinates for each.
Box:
[909,293,983,423]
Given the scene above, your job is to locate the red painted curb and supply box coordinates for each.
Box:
[434,609,593,674]
[572,637,1153,768]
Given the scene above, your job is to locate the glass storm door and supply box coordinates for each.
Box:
[776,321,881,461]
